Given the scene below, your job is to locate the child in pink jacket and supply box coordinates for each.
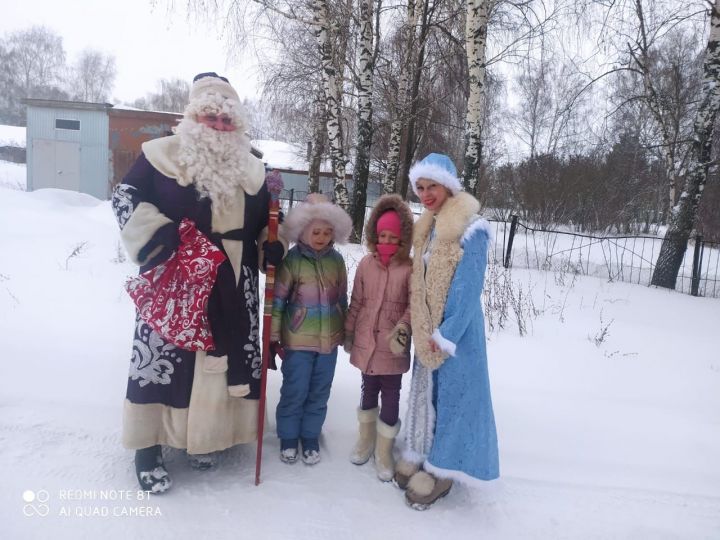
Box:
[344,194,414,481]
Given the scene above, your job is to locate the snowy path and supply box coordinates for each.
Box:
[1,187,719,539]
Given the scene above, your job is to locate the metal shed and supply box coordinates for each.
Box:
[24,99,182,200]
[24,99,110,199]
[108,107,181,189]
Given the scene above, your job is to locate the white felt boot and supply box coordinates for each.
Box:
[374,418,401,482]
[349,407,378,465]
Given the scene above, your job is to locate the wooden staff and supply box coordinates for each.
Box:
[255,169,284,485]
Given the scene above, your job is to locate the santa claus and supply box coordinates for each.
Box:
[112,72,285,493]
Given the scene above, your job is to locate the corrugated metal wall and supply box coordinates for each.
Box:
[26,105,110,199]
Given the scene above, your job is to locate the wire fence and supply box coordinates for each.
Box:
[277,189,719,299]
[489,217,720,299]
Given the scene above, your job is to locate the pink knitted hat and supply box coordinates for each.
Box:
[376,210,402,237]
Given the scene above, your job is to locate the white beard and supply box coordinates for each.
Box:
[175,118,252,211]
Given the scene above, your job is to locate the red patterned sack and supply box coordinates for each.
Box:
[125,218,226,351]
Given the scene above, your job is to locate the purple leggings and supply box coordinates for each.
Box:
[360,373,402,426]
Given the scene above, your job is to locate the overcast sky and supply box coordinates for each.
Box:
[1,0,261,104]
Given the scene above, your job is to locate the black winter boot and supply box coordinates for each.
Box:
[135,445,172,494]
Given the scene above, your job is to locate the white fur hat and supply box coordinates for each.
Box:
[190,72,240,102]
[408,153,463,195]
[284,193,353,245]
[184,72,246,130]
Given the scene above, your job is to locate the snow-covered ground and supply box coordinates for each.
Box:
[0,160,26,191]
[1,185,719,539]
[0,124,26,148]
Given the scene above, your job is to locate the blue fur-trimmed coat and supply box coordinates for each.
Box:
[405,192,499,484]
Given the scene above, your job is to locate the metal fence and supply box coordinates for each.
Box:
[278,188,387,211]
[277,189,719,299]
[491,216,720,299]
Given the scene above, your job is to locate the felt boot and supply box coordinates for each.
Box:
[135,445,172,494]
[374,418,400,482]
[349,407,378,465]
[393,458,420,490]
[405,471,453,510]
[187,452,216,470]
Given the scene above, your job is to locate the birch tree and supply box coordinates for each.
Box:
[350,0,379,240]
[308,88,327,193]
[510,40,590,159]
[133,78,190,113]
[626,1,703,220]
[651,0,720,289]
[383,0,422,194]
[397,0,434,197]
[70,49,116,102]
[0,26,67,124]
[312,0,351,208]
[463,0,492,192]
[180,0,351,205]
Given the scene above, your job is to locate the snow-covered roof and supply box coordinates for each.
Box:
[251,139,350,175]
[252,139,311,171]
[0,124,26,148]
[110,104,183,116]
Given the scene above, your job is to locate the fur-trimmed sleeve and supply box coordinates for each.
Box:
[433,225,489,356]
[112,153,174,265]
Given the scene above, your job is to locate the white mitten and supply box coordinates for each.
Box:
[228,384,250,398]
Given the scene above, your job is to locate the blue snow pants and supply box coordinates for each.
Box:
[276,349,338,450]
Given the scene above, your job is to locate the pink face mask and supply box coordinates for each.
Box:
[377,243,399,265]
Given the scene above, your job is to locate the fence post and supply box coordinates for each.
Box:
[504,215,519,269]
[691,234,703,296]
[288,188,295,209]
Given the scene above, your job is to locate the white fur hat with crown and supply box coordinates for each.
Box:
[408,153,463,196]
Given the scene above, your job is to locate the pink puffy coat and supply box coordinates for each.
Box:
[345,194,414,375]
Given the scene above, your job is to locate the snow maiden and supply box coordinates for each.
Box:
[394,153,499,510]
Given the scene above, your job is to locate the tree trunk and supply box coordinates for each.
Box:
[350,0,376,243]
[399,0,431,199]
[651,0,720,289]
[383,0,420,195]
[307,88,326,194]
[312,0,350,209]
[632,0,678,224]
[462,0,491,193]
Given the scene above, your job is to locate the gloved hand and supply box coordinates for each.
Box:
[207,345,227,358]
[388,322,410,355]
[343,334,354,354]
[268,341,284,371]
[138,222,180,267]
[262,240,285,270]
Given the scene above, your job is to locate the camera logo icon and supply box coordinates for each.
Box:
[22,490,50,517]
